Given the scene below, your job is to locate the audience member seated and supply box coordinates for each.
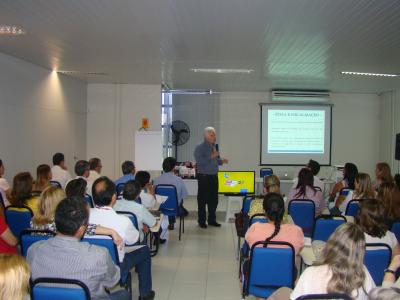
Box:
[378,182,400,228]
[65,178,87,198]
[0,159,11,207]
[248,174,280,218]
[114,180,157,242]
[245,193,304,256]
[356,199,400,256]
[0,215,17,254]
[286,223,375,300]
[33,164,52,193]
[153,157,189,230]
[89,177,155,300]
[288,168,325,215]
[50,152,72,189]
[74,160,93,196]
[329,162,358,206]
[373,162,394,191]
[338,172,375,215]
[88,157,102,182]
[135,171,157,209]
[9,172,39,215]
[292,159,324,192]
[30,185,122,245]
[27,196,131,300]
[368,287,400,300]
[115,161,136,186]
[0,254,30,300]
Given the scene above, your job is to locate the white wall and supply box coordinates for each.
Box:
[174,92,381,177]
[0,52,87,181]
[87,84,161,179]
[379,90,400,174]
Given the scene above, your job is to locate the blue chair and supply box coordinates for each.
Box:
[295,294,352,300]
[20,229,55,256]
[116,211,139,230]
[243,241,295,299]
[288,200,315,237]
[339,188,352,197]
[364,243,392,285]
[312,215,346,242]
[31,277,91,300]
[116,183,125,197]
[249,213,268,226]
[345,200,360,217]
[155,184,184,241]
[242,196,254,215]
[4,205,33,237]
[50,181,62,188]
[81,235,131,291]
[84,194,94,208]
[260,168,273,178]
[391,221,400,242]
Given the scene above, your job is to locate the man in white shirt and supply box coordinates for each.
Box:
[114,180,157,242]
[90,176,155,300]
[88,157,102,182]
[292,159,324,193]
[74,160,93,196]
[50,153,72,189]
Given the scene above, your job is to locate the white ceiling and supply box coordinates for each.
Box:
[0,0,400,93]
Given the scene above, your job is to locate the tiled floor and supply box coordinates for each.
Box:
[131,196,251,300]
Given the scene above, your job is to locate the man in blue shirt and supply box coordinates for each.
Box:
[115,161,136,186]
[153,157,189,230]
[194,127,228,228]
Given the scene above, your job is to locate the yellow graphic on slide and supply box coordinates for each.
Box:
[218,171,255,194]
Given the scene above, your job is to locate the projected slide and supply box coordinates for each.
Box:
[260,104,332,165]
[268,110,325,154]
[218,171,255,194]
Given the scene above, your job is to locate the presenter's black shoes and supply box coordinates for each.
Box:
[208,222,221,227]
[139,290,155,300]
[159,238,167,244]
[199,223,207,229]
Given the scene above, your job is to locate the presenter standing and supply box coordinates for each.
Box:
[194,127,228,228]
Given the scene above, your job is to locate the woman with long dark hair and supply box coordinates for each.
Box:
[245,193,304,256]
[288,168,325,215]
[330,162,358,207]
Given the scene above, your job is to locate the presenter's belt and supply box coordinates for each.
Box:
[197,173,217,177]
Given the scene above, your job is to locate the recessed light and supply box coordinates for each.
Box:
[190,68,254,74]
[341,71,398,77]
[0,25,26,36]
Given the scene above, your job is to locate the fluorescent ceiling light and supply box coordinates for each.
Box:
[162,89,213,95]
[190,68,254,74]
[57,71,108,76]
[0,25,26,36]
[341,71,398,77]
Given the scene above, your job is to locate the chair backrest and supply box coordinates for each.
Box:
[364,243,392,285]
[31,277,91,300]
[345,200,360,217]
[339,188,352,197]
[20,229,55,257]
[50,181,62,188]
[242,196,254,214]
[260,168,273,178]
[116,211,139,230]
[295,294,352,300]
[155,184,179,217]
[116,183,125,196]
[81,235,119,265]
[312,215,346,242]
[245,241,295,298]
[84,194,94,208]
[391,221,400,242]
[249,213,268,226]
[288,200,315,237]
[4,205,34,237]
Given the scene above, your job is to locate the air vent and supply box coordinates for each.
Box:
[271,90,330,102]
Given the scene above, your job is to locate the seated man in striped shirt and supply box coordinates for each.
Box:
[27,196,131,300]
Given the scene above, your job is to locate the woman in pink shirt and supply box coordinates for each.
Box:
[245,193,304,256]
[288,168,325,215]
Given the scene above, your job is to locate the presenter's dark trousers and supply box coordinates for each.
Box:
[197,174,218,225]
